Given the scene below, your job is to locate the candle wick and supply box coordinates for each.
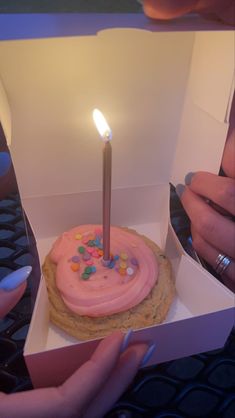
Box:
[104,131,112,142]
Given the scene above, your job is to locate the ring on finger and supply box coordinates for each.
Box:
[215,253,232,275]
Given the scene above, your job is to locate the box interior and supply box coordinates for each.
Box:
[24,223,235,357]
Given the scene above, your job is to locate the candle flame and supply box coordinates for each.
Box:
[93,109,112,142]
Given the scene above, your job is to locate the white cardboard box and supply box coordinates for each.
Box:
[0,13,234,388]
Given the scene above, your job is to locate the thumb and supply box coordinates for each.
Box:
[83,343,151,418]
[58,331,124,416]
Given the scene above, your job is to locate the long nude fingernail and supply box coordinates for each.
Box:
[140,343,156,368]
[0,266,32,291]
[175,184,185,198]
[120,329,133,353]
[185,172,195,185]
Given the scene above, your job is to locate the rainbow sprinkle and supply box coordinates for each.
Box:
[68,230,139,280]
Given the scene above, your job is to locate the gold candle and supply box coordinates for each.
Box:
[93,109,112,261]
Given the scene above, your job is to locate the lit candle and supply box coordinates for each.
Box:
[93,109,112,261]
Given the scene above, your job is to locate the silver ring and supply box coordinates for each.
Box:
[215,253,232,275]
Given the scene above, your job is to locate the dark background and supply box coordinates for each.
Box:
[1,1,142,13]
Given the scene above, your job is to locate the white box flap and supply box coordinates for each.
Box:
[171,30,234,185]
[0,76,11,145]
[0,30,194,198]
[171,94,229,186]
[188,31,234,123]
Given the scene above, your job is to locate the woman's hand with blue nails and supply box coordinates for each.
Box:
[0,330,154,418]
[175,93,235,291]
[177,171,235,291]
[0,270,155,418]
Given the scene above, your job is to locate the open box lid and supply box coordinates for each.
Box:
[0,14,234,210]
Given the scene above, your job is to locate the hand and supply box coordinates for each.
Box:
[0,270,155,418]
[143,0,235,25]
[0,331,153,418]
[176,171,235,291]
[176,92,235,291]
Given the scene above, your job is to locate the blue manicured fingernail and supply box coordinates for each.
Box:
[0,152,12,177]
[187,236,193,245]
[0,266,32,291]
[175,184,185,198]
[185,172,195,185]
[140,343,156,368]
[120,329,133,353]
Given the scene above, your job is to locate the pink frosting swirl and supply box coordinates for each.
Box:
[50,225,158,317]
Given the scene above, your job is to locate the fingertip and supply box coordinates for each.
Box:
[0,281,26,319]
[124,342,156,369]
[92,330,124,361]
[105,330,124,344]
[143,0,197,20]
[100,330,124,345]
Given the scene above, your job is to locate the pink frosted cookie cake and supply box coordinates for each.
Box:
[43,225,175,340]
